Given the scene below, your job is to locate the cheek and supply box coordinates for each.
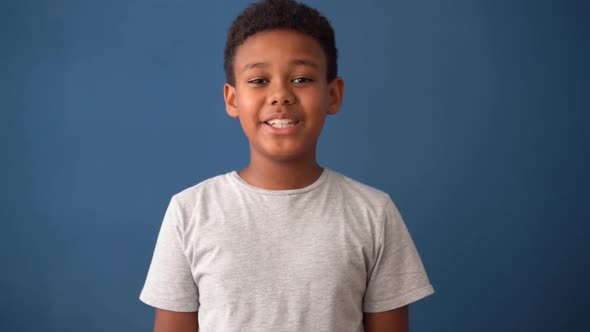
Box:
[239,98,266,120]
[301,89,328,107]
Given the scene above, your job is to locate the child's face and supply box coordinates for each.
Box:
[224,29,344,163]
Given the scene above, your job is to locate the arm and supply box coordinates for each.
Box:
[154,309,198,332]
[363,305,409,332]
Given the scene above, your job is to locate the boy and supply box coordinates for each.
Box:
[139,0,434,331]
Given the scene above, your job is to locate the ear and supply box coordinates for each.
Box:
[327,77,345,115]
[224,83,239,118]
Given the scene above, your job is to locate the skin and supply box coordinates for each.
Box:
[223,29,344,190]
[153,29,408,331]
[153,309,197,332]
[364,306,409,332]
[153,306,407,332]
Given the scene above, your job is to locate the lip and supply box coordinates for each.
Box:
[261,112,300,123]
[262,120,303,135]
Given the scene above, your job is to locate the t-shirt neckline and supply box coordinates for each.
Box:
[229,168,330,196]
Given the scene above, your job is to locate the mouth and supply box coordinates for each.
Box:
[263,118,301,129]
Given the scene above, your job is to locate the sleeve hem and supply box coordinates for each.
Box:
[363,284,435,313]
[139,293,199,313]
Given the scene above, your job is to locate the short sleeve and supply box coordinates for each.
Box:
[362,197,434,312]
[139,196,199,312]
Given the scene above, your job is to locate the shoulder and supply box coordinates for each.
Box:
[328,169,391,202]
[168,172,235,215]
[327,169,393,212]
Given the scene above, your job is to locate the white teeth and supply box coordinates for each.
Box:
[267,119,297,128]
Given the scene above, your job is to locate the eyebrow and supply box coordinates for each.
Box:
[241,59,319,73]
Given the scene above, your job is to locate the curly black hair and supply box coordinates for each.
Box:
[224,0,338,86]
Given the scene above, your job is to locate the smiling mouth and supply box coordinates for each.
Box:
[264,118,300,128]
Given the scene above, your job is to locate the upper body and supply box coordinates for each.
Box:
[140,0,434,330]
[140,168,434,331]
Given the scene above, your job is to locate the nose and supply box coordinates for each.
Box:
[269,81,295,106]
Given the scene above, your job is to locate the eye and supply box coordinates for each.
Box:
[292,77,313,84]
[247,78,269,85]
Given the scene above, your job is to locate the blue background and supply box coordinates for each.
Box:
[2,0,588,331]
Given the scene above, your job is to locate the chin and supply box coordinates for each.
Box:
[259,147,311,163]
[267,151,305,162]
[251,141,315,163]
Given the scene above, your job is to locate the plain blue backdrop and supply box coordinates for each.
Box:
[2,0,588,331]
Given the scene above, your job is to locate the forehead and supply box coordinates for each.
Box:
[233,29,326,71]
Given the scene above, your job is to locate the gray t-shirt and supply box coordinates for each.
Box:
[140,168,434,331]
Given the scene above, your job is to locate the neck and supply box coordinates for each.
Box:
[238,151,323,190]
